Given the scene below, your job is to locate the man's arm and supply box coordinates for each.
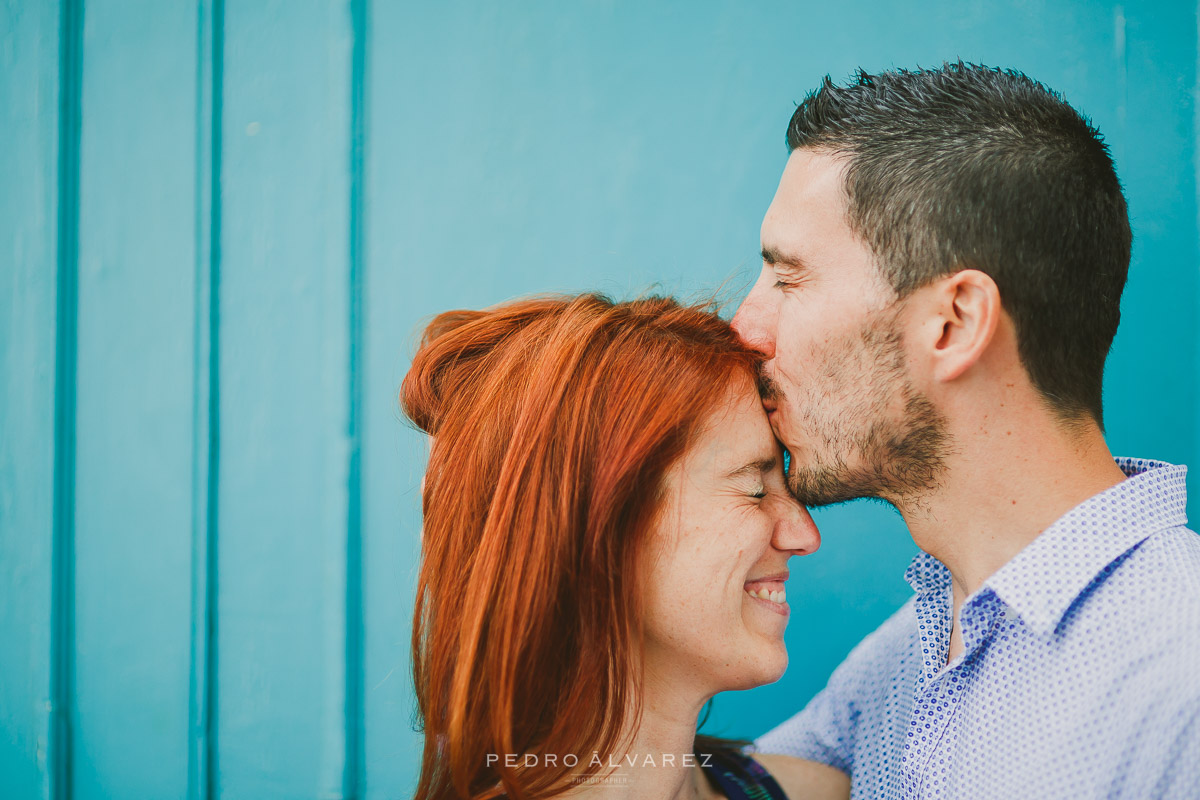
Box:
[754,596,919,779]
[753,652,863,774]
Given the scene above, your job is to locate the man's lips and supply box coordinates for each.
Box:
[756,367,782,415]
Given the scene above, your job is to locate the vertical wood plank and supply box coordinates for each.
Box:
[52,1,82,796]
[1102,0,1199,475]
[70,1,199,797]
[361,0,424,790]
[344,0,367,797]
[362,1,1197,784]
[0,2,62,799]
[217,0,354,795]
[190,2,221,798]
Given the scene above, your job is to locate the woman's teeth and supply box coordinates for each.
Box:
[745,587,786,604]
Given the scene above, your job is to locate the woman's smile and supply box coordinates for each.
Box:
[744,575,790,616]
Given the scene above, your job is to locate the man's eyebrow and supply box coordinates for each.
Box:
[725,457,777,480]
[761,246,808,270]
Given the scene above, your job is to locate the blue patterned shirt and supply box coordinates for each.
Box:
[756,458,1200,799]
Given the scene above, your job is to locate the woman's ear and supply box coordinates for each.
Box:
[924,269,1002,383]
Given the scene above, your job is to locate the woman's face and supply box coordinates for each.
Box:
[640,377,821,695]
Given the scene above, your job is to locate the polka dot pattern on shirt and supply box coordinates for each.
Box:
[754,457,1200,800]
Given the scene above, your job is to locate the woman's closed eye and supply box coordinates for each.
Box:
[725,458,777,501]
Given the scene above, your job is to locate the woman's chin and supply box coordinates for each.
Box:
[743,596,791,642]
[758,647,789,685]
[720,645,788,692]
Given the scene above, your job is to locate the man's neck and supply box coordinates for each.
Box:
[898,405,1127,623]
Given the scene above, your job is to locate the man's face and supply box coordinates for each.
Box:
[732,149,948,507]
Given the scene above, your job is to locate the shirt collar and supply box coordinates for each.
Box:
[983,457,1189,635]
[904,550,952,596]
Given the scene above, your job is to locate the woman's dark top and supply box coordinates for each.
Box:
[701,749,790,800]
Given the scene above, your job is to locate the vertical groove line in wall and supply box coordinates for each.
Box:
[186,1,224,798]
[344,0,368,797]
[205,1,223,798]
[51,1,83,798]
[187,1,222,799]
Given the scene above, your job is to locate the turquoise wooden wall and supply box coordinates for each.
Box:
[2,1,1196,798]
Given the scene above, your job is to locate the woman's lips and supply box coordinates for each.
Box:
[744,574,789,615]
[745,591,790,616]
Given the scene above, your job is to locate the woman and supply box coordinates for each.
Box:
[402,293,849,800]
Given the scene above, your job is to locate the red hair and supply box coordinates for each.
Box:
[401,294,761,800]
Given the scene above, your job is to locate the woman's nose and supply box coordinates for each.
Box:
[772,502,820,556]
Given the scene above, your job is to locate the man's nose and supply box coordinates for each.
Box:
[772,503,821,556]
[731,282,775,358]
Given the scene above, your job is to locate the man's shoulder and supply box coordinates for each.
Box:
[1103,523,1200,607]
[1049,523,1200,690]
[1094,522,1200,638]
[1128,522,1200,572]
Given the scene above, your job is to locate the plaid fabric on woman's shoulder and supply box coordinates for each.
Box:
[702,749,790,800]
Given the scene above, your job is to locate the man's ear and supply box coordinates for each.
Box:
[923,269,1001,383]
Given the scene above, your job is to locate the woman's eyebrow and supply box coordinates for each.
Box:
[724,457,777,480]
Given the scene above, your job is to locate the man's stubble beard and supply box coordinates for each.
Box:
[779,306,950,509]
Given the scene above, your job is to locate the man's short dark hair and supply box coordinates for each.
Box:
[787,62,1131,428]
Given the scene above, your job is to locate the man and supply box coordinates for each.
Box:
[733,63,1200,799]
